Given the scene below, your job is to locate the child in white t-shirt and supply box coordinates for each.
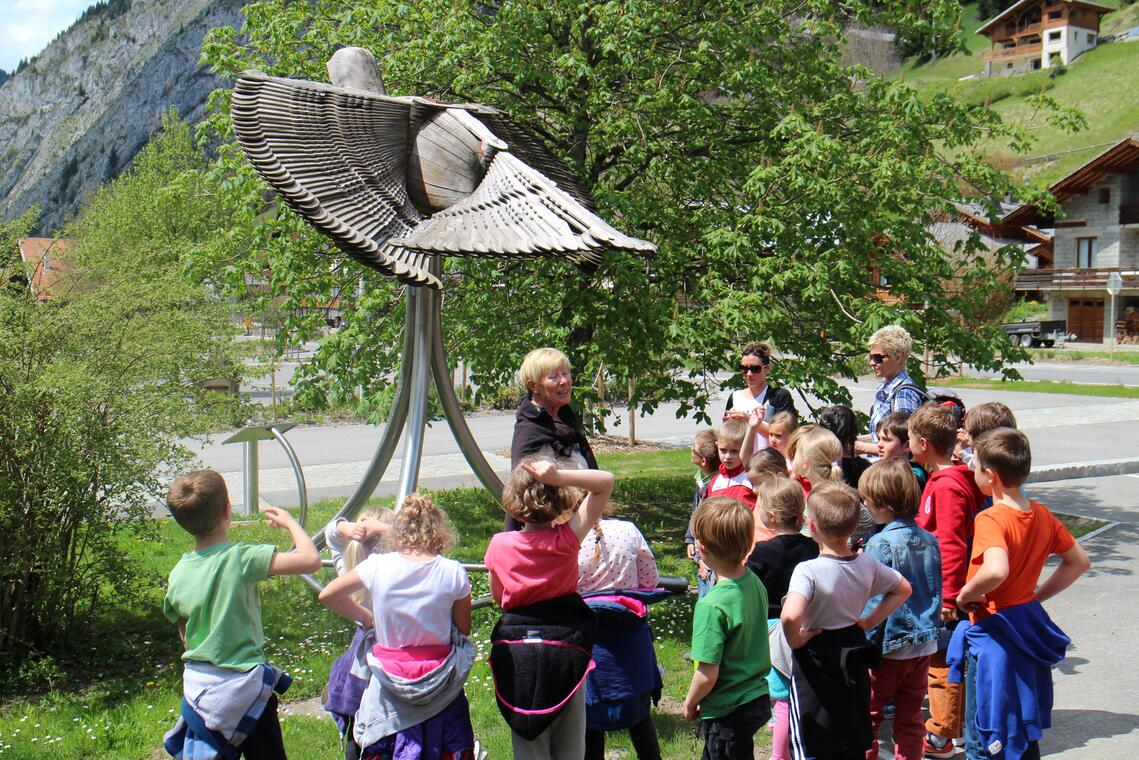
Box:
[320,494,474,757]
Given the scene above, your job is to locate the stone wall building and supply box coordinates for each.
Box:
[1009,137,1139,343]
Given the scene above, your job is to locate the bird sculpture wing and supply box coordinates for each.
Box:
[231,71,654,289]
[232,71,438,288]
[390,151,655,263]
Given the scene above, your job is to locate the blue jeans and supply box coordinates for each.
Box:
[697,567,718,598]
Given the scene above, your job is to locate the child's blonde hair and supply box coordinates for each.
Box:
[858,459,921,519]
[792,426,843,483]
[746,448,788,487]
[502,455,582,524]
[391,493,456,554]
[343,507,397,573]
[756,477,805,530]
[693,428,721,471]
[767,410,798,435]
[807,482,862,538]
[964,402,1017,439]
[343,507,396,604]
[717,418,749,449]
[785,422,812,463]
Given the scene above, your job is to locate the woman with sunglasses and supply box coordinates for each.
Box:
[723,341,798,451]
[855,325,926,456]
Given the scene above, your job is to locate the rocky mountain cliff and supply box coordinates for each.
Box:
[0,0,243,234]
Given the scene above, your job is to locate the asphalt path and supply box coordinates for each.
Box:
[183,376,1139,511]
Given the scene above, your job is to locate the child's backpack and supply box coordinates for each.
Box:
[889,383,966,428]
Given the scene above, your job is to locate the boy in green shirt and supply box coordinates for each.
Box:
[682,496,771,760]
[162,469,322,758]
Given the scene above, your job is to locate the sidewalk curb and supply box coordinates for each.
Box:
[1025,456,1139,483]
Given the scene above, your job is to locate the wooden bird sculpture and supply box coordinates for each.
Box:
[231,47,655,290]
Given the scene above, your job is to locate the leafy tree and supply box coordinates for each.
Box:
[0,116,239,660]
[198,0,1059,426]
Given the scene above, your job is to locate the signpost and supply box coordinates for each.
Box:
[1107,272,1123,359]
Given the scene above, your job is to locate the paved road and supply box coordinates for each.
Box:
[181,379,1139,512]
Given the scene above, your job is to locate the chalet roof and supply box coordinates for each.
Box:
[977,0,1113,36]
[17,237,74,300]
[1002,136,1139,225]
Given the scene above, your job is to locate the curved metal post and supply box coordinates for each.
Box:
[269,425,308,530]
[395,284,432,508]
[429,287,504,499]
[311,288,417,548]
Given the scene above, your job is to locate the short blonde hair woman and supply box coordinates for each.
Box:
[856,325,925,456]
[508,347,597,529]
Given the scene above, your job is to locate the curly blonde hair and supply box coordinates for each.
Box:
[502,455,582,525]
[391,493,455,554]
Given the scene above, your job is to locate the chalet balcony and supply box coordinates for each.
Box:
[1015,267,1139,291]
[997,22,1043,39]
[984,42,1043,61]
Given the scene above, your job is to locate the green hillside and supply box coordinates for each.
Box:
[897,1,1139,187]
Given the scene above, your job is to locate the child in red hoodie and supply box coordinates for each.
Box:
[707,418,757,510]
[908,403,984,758]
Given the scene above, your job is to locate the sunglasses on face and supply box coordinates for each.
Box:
[868,353,889,364]
[739,364,767,374]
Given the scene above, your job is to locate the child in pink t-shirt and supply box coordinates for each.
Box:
[484,457,614,758]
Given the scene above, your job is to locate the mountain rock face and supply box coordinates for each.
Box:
[0,0,243,234]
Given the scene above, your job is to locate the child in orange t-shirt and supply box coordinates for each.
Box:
[955,428,1090,760]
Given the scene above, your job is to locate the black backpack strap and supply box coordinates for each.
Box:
[888,382,929,411]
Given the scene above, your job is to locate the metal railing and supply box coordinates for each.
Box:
[1015,267,1139,290]
[984,42,1043,61]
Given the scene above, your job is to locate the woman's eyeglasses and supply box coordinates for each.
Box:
[868,353,889,364]
[739,364,767,374]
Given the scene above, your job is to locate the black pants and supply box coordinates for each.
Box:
[235,694,287,760]
[701,694,772,760]
[584,715,662,760]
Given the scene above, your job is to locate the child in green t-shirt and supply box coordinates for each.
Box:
[162,469,322,759]
[682,496,771,760]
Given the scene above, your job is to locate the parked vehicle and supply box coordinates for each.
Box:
[1001,319,1074,348]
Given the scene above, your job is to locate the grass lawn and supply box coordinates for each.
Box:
[0,452,728,759]
[938,376,1139,398]
[896,0,1139,187]
[1028,348,1139,366]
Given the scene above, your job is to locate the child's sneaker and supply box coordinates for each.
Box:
[924,733,956,758]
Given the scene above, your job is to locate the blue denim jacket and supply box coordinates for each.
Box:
[862,518,942,655]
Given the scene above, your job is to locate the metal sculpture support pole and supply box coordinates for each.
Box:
[311,288,417,549]
[429,284,504,497]
[395,285,432,506]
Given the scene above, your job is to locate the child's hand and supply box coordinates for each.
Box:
[521,459,558,484]
[261,506,298,530]
[359,610,375,630]
[940,605,960,623]
[686,544,696,561]
[697,559,711,581]
[339,520,367,542]
[681,698,699,721]
[747,407,766,430]
[788,625,822,649]
[956,589,985,615]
